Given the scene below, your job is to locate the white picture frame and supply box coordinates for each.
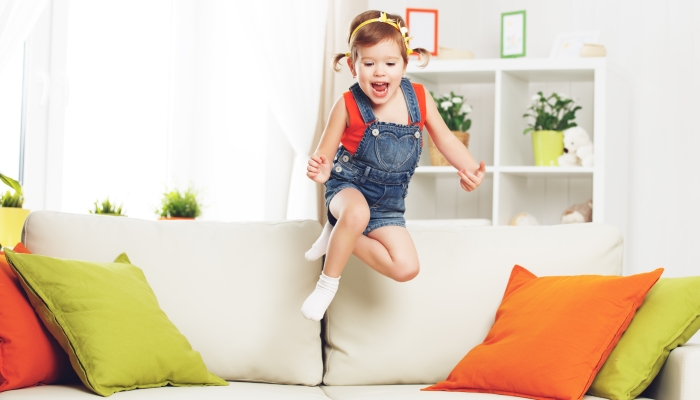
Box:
[549,31,601,58]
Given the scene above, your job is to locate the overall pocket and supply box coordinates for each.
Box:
[374,132,418,172]
[365,182,405,212]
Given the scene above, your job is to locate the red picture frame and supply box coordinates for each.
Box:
[406,8,438,56]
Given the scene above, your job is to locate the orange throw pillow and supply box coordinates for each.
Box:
[0,243,74,392]
[424,265,663,400]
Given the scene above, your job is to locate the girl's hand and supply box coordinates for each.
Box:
[307,155,331,184]
[457,161,486,192]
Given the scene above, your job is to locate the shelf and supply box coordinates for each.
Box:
[403,57,624,230]
[499,166,594,178]
[415,165,592,177]
[406,58,606,84]
[415,166,494,174]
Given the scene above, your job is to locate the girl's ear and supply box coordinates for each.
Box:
[347,58,356,77]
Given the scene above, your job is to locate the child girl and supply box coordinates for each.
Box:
[301,10,486,321]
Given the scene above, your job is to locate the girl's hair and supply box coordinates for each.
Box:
[332,10,431,72]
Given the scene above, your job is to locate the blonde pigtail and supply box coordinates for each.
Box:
[411,47,431,68]
[332,52,349,72]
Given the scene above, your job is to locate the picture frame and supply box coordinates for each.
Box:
[501,10,526,58]
[549,31,601,58]
[406,8,438,56]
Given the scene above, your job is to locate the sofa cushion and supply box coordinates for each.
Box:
[424,265,662,400]
[322,223,624,385]
[21,211,324,386]
[0,382,332,399]
[5,250,227,396]
[320,385,636,399]
[0,243,75,392]
[589,277,700,400]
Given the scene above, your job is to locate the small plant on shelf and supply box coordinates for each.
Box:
[0,172,24,208]
[156,186,202,219]
[430,91,472,132]
[427,92,473,166]
[522,91,581,135]
[89,198,126,216]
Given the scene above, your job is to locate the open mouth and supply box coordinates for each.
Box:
[371,82,389,97]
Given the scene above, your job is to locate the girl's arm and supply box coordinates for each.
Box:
[424,94,486,192]
[307,96,348,184]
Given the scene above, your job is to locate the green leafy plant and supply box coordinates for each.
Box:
[90,198,125,216]
[430,91,472,132]
[523,91,581,135]
[0,172,24,208]
[156,186,202,219]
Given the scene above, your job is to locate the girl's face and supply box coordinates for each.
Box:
[348,40,407,106]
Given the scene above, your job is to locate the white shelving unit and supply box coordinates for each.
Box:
[405,58,630,236]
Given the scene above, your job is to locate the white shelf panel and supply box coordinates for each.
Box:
[499,166,594,178]
[415,166,494,174]
[406,58,606,84]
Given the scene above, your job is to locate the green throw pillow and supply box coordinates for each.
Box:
[588,277,700,400]
[4,250,227,397]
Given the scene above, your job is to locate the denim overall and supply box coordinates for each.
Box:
[325,77,423,235]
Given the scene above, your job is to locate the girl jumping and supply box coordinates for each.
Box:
[302,10,486,321]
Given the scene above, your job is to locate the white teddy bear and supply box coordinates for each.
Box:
[557,126,594,167]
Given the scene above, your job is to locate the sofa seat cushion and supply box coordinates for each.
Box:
[21,211,324,386]
[323,224,624,385]
[320,385,630,399]
[0,382,331,399]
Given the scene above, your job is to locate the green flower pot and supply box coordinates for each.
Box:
[0,208,30,248]
[532,130,564,166]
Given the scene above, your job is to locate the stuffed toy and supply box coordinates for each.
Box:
[509,212,539,226]
[557,126,594,167]
[561,199,593,224]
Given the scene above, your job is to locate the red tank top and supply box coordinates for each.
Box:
[340,83,427,155]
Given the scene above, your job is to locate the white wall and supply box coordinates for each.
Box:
[367,0,700,277]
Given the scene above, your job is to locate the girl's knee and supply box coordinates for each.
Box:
[391,262,420,282]
[337,206,370,231]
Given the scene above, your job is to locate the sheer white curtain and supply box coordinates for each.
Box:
[0,0,48,74]
[38,1,328,221]
[255,0,328,220]
[61,0,172,218]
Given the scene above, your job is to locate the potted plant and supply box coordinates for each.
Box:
[429,91,472,166]
[89,198,126,216]
[156,186,202,220]
[523,91,581,166]
[0,173,30,249]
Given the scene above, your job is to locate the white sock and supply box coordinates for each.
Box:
[305,222,333,261]
[301,272,340,321]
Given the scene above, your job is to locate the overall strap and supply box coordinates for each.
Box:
[349,82,377,124]
[400,77,421,126]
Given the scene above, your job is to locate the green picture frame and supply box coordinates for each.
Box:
[501,10,526,58]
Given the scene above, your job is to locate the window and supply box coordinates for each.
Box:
[0,43,25,182]
[61,0,172,218]
[60,1,268,220]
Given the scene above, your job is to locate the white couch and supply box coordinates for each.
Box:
[5,211,699,399]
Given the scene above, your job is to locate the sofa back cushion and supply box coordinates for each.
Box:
[322,223,624,385]
[22,211,324,386]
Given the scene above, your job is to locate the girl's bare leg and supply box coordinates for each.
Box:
[301,188,369,321]
[352,226,420,282]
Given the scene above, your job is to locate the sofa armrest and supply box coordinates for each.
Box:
[642,344,700,400]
